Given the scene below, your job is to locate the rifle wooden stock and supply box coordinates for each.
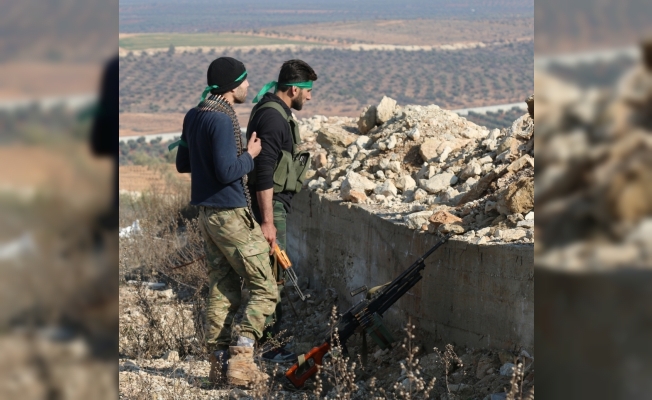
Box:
[284,342,330,387]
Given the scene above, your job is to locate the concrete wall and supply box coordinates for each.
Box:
[287,190,534,353]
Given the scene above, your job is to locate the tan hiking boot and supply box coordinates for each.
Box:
[226,346,269,387]
[208,350,228,384]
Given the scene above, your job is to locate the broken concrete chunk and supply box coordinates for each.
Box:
[439,223,465,234]
[419,138,440,162]
[378,180,398,197]
[459,161,482,180]
[357,104,377,134]
[496,176,534,215]
[340,172,375,201]
[428,210,463,229]
[396,175,417,192]
[376,96,398,124]
[355,135,372,149]
[421,172,458,194]
[317,125,358,151]
[404,211,433,230]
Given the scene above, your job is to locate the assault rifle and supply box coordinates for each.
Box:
[285,233,453,388]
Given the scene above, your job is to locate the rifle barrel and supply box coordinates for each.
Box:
[378,233,452,298]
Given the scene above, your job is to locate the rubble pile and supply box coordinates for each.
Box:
[535,67,652,269]
[297,95,535,244]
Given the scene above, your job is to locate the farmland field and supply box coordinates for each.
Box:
[119,33,325,51]
[251,17,533,46]
[119,41,534,120]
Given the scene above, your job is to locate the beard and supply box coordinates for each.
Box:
[291,95,304,111]
[233,85,247,104]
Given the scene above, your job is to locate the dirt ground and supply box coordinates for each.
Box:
[0,144,113,206]
[120,113,186,137]
[119,103,363,138]
[0,62,102,99]
[119,165,190,193]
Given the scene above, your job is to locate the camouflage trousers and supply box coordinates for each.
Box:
[264,201,287,337]
[197,206,278,351]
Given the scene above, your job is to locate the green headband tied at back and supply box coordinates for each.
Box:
[199,70,248,104]
[252,81,313,103]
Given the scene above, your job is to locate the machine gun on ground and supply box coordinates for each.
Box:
[285,233,453,388]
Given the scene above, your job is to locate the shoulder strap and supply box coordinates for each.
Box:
[249,101,290,125]
[248,101,301,151]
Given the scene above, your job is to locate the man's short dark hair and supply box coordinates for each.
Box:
[277,60,318,92]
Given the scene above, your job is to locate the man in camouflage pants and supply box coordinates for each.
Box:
[247,59,318,362]
[175,57,277,386]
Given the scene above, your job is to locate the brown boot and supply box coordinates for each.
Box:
[226,346,269,387]
[208,350,228,384]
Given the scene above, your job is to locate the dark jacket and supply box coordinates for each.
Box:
[246,93,294,212]
[176,108,253,208]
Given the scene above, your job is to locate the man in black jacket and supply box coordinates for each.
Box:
[246,59,318,362]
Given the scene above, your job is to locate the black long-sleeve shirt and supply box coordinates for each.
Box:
[246,93,294,212]
[176,108,253,208]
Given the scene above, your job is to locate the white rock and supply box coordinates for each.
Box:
[407,127,420,141]
[396,175,416,192]
[378,158,390,170]
[355,135,372,149]
[525,211,534,220]
[346,144,359,158]
[421,172,458,194]
[488,128,501,141]
[413,188,428,202]
[478,155,493,164]
[404,211,433,229]
[387,161,402,173]
[387,135,397,150]
[493,228,527,242]
[376,170,386,180]
[340,172,376,200]
[308,177,327,190]
[379,180,398,197]
[517,220,534,228]
[440,187,460,204]
[376,96,398,125]
[438,146,452,162]
[459,161,482,180]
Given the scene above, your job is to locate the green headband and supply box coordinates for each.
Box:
[252,80,313,103]
[199,70,248,103]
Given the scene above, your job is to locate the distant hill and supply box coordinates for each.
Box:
[119,0,534,33]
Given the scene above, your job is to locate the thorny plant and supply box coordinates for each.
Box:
[313,306,360,399]
[394,318,437,399]
[368,318,436,400]
[506,355,534,400]
[433,344,463,395]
